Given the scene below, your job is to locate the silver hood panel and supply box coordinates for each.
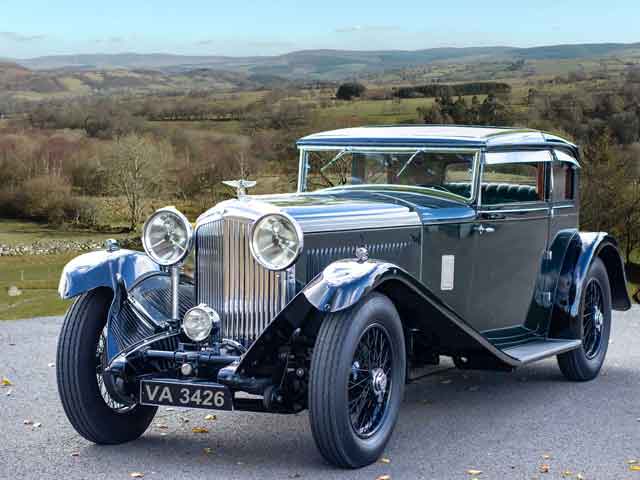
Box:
[196,193,421,233]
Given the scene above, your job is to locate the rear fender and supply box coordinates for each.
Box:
[549,231,631,339]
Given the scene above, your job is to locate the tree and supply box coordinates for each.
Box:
[616,144,640,261]
[107,134,171,231]
[336,82,366,101]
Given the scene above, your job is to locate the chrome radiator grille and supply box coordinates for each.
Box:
[196,216,293,346]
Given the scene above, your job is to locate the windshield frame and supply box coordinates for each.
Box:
[296,146,482,203]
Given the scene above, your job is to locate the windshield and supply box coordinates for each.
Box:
[302,149,477,200]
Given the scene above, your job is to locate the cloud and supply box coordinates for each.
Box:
[0,31,46,42]
[334,25,400,34]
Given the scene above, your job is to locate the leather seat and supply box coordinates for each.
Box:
[443,182,540,204]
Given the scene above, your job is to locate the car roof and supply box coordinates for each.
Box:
[297,125,578,157]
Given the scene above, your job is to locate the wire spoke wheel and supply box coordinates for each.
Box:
[95,327,135,413]
[582,279,605,360]
[348,324,393,439]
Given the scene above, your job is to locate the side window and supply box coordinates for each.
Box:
[481,162,546,206]
[552,162,575,201]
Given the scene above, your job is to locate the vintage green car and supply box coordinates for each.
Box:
[57,125,631,468]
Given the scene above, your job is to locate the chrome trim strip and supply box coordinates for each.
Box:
[479,206,550,214]
[485,150,553,165]
[295,210,421,233]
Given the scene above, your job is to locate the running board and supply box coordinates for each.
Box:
[502,339,582,365]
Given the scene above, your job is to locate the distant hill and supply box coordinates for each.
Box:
[12,42,640,80]
[1,42,639,100]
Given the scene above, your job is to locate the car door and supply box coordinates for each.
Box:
[549,149,580,239]
[468,150,552,332]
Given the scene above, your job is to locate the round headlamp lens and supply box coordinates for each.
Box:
[143,208,192,266]
[182,305,218,342]
[250,214,302,271]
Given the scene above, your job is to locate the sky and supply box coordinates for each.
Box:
[1,0,639,59]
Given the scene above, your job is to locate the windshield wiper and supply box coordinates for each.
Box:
[395,148,425,178]
[320,148,350,174]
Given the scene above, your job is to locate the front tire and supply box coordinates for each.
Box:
[309,293,406,468]
[557,258,612,381]
[57,288,157,444]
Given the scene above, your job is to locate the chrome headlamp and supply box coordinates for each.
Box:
[250,213,303,271]
[182,304,219,342]
[142,207,193,266]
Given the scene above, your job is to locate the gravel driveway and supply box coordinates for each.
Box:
[1,308,639,480]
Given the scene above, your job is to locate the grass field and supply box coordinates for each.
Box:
[0,218,131,246]
[0,253,74,320]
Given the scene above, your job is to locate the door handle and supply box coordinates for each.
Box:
[481,212,506,220]
[474,225,495,235]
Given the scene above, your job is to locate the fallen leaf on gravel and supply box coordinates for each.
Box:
[628,460,638,465]
[47,363,55,368]
[379,458,391,464]
[466,469,482,475]
[576,474,584,480]
[130,473,144,478]
[192,426,209,433]
[1,377,12,386]
[204,414,216,421]
[540,464,550,473]
[542,454,551,459]
[203,447,213,454]
[179,417,189,423]
[376,475,391,480]
[32,422,42,428]
[5,389,12,396]
[631,465,640,471]
[70,452,80,457]
[23,419,33,425]
[561,470,572,477]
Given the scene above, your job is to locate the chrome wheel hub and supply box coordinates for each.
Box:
[594,307,604,332]
[371,367,388,402]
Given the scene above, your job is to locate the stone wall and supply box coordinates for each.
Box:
[0,237,142,256]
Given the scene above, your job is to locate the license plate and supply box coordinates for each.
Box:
[140,379,233,410]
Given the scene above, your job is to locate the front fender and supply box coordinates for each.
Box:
[303,259,398,313]
[236,259,523,379]
[58,249,160,299]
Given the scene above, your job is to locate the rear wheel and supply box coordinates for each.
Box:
[557,258,612,381]
[309,293,406,468]
[57,288,157,444]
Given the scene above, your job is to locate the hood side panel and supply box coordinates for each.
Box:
[296,227,422,288]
